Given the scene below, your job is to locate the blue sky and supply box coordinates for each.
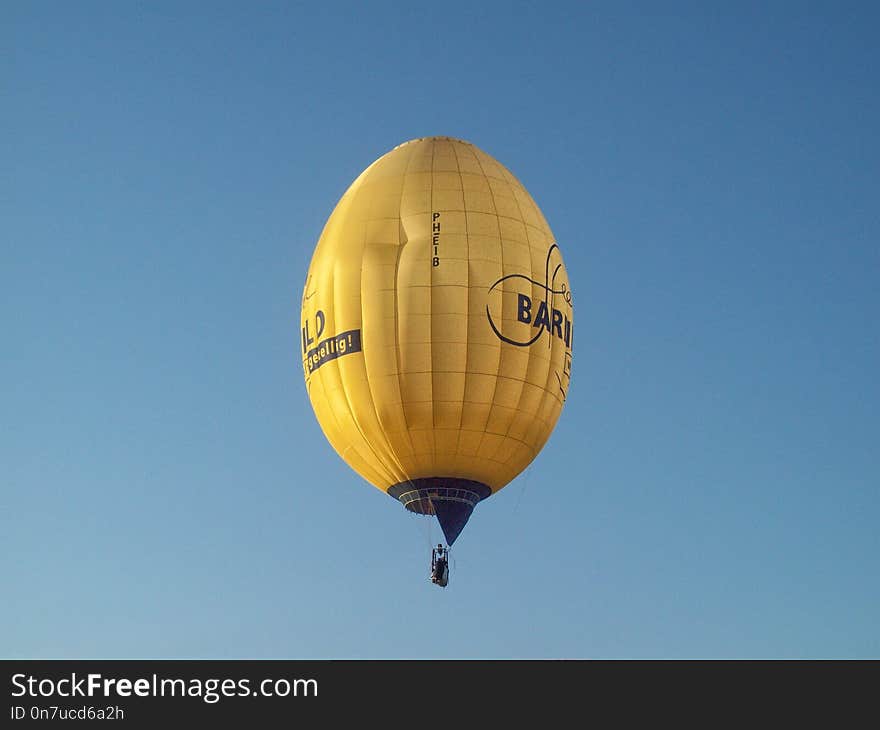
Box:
[3,1,878,658]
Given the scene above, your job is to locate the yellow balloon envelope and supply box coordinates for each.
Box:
[301,137,573,544]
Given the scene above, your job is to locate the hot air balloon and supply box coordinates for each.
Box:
[301,136,573,585]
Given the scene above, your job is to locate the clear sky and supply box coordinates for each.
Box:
[3,1,878,659]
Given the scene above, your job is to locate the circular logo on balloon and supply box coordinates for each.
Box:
[486,243,573,349]
[486,243,573,401]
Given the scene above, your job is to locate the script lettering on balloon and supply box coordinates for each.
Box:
[301,308,363,376]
